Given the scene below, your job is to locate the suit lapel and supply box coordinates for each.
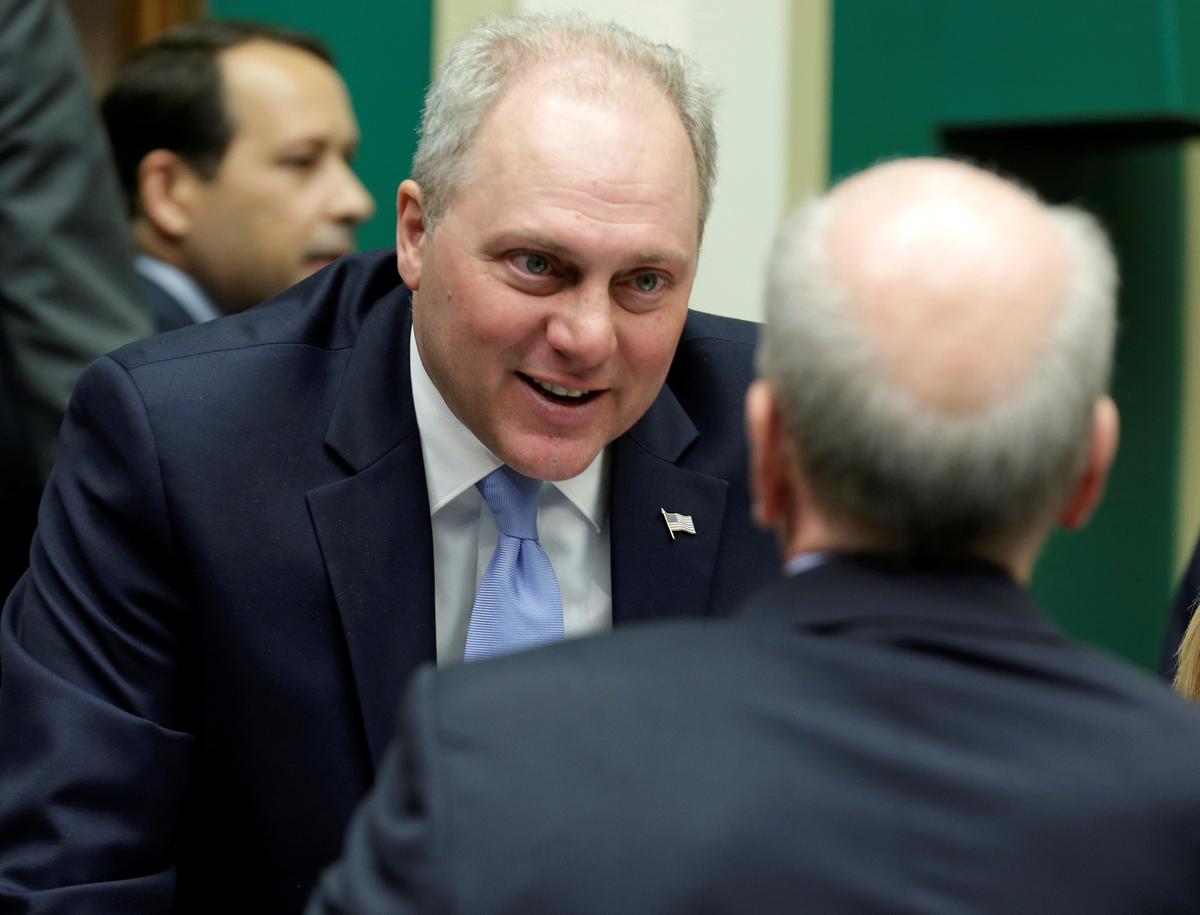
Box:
[609,382,729,624]
[307,288,436,769]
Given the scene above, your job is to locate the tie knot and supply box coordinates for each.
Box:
[477,466,543,539]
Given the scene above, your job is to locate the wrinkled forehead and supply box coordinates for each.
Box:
[459,59,697,195]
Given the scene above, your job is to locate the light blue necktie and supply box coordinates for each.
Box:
[464,466,565,662]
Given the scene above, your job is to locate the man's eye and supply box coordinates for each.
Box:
[517,253,552,276]
[281,155,319,171]
[632,273,664,293]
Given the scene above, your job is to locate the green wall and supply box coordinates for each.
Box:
[951,130,1186,668]
[832,0,1200,181]
[208,0,433,251]
[832,0,1200,668]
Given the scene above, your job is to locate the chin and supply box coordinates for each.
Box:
[300,259,333,277]
[501,439,601,483]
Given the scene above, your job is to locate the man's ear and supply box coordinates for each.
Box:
[136,149,203,239]
[746,379,794,532]
[396,179,427,290]
[1059,395,1120,530]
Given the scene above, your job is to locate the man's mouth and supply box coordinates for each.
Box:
[519,372,602,405]
[305,250,349,268]
[304,236,355,269]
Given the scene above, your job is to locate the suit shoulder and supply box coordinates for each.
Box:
[672,309,760,383]
[1073,643,1200,739]
[666,310,760,430]
[680,308,760,348]
[428,619,754,728]
[111,249,406,372]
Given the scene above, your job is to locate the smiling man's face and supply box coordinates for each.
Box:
[398,67,700,481]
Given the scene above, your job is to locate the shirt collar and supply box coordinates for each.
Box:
[409,331,608,532]
[784,551,831,577]
[135,255,222,324]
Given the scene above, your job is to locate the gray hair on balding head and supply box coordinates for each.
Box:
[758,188,1117,556]
[411,12,718,238]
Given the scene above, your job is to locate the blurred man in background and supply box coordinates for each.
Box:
[0,0,149,594]
[102,19,374,331]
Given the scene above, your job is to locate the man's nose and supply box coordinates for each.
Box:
[331,161,375,226]
[545,284,617,369]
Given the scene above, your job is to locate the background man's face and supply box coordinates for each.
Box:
[404,70,700,482]
[182,40,374,312]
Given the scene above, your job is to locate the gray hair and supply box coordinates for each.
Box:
[411,13,718,237]
[759,192,1118,555]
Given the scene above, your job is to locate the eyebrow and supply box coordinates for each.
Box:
[277,132,361,154]
[497,233,692,268]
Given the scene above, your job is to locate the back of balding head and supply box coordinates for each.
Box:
[758,157,1117,559]
[825,159,1069,414]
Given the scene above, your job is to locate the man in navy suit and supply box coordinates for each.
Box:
[101,20,374,332]
[308,159,1200,915]
[0,13,776,914]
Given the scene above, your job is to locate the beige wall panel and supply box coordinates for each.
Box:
[435,0,515,67]
[789,0,830,203]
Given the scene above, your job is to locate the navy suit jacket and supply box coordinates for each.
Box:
[310,555,1200,915]
[140,271,200,334]
[0,250,777,913]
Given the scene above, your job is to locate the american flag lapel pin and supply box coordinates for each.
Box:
[660,508,697,540]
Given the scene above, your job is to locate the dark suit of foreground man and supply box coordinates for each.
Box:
[0,15,775,914]
[310,159,1200,915]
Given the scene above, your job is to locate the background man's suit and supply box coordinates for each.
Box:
[0,250,777,914]
[140,272,199,333]
[0,0,149,596]
[311,554,1200,915]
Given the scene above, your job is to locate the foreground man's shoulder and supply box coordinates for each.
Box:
[680,307,760,348]
[110,250,408,374]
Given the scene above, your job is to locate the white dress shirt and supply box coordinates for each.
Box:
[134,255,222,324]
[409,332,612,664]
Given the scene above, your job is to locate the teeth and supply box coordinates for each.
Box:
[536,379,588,398]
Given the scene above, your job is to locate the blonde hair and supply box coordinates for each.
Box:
[1174,604,1200,699]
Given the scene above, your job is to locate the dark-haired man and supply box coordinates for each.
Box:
[102,20,373,330]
